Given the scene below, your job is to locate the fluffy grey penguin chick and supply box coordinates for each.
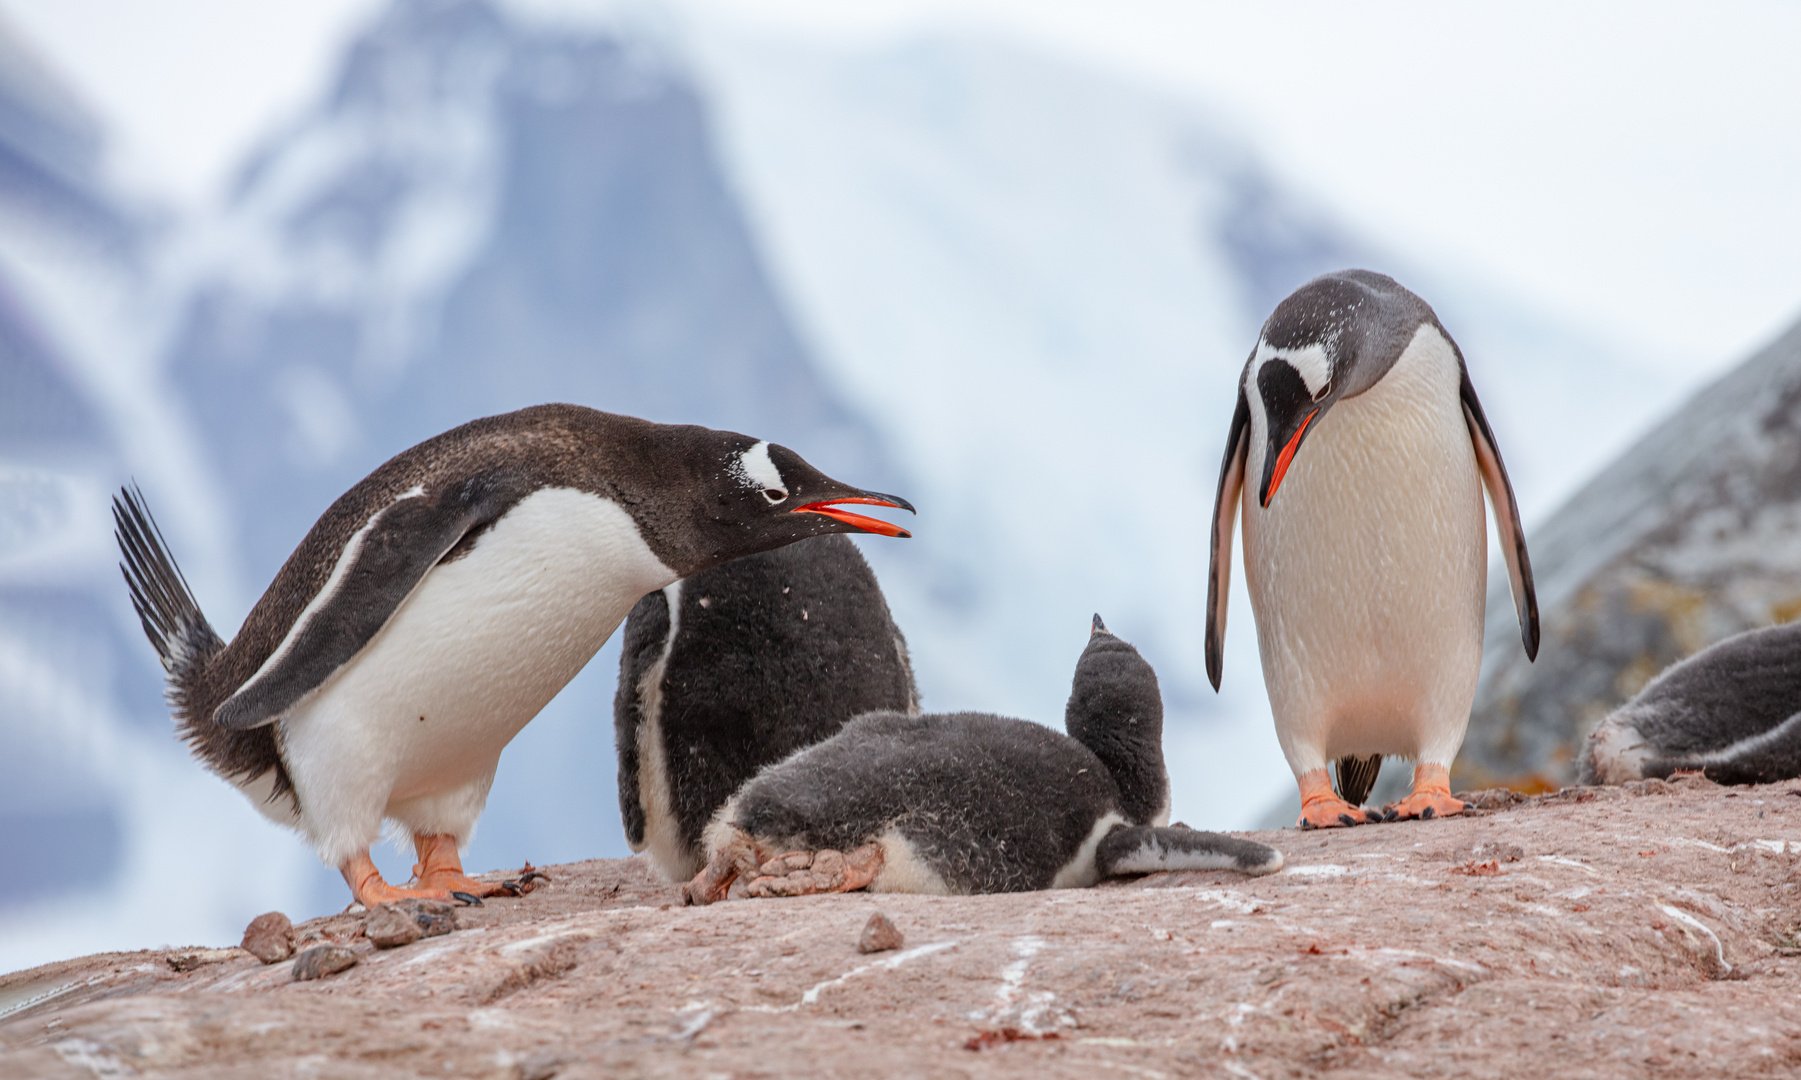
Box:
[1581,621,1801,786]
[615,534,918,881]
[682,616,1283,904]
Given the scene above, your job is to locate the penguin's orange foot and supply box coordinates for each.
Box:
[1296,768,1383,829]
[1382,764,1466,821]
[341,851,457,907]
[409,833,541,901]
[414,869,513,899]
[745,843,885,898]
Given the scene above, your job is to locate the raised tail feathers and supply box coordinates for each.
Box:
[113,484,223,685]
[1334,754,1383,809]
[114,485,297,811]
[1097,824,1283,878]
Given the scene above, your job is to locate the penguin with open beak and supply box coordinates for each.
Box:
[115,404,913,907]
[1205,270,1538,827]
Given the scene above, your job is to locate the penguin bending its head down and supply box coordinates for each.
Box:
[1581,621,1801,787]
[681,616,1282,904]
[114,404,913,908]
[1206,271,1539,828]
[615,533,917,882]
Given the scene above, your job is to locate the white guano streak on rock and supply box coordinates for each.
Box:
[1657,903,1730,974]
[738,940,958,1014]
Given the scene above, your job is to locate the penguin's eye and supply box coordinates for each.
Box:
[1312,378,1332,402]
[762,488,789,505]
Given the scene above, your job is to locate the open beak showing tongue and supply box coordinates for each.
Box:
[792,494,915,538]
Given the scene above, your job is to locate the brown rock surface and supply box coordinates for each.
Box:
[4,776,1801,1077]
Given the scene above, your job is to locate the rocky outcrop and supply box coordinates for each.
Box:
[1459,314,1801,791]
[3,778,1800,1078]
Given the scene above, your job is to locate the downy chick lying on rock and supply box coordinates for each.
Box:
[615,534,918,882]
[1581,620,1801,786]
[683,616,1283,903]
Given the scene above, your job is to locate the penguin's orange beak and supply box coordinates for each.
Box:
[792,495,914,538]
[1261,408,1318,507]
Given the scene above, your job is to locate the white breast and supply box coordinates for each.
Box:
[1241,324,1487,772]
[278,487,678,863]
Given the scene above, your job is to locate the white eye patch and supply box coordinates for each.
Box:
[734,441,788,502]
[1253,339,1333,400]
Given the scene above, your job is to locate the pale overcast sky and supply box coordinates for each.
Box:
[3,0,1798,369]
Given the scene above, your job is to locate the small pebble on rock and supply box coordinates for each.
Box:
[241,911,296,964]
[365,899,458,948]
[406,898,458,938]
[859,912,904,954]
[292,944,359,982]
[365,904,425,948]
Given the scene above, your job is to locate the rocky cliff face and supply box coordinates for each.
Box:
[1459,315,1801,790]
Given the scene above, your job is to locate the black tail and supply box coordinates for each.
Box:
[113,485,223,682]
[1334,754,1382,808]
[1097,824,1284,878]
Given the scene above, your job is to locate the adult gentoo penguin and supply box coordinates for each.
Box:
[1205,270,1538,828]
[114,404,913,907]
[682,616,1282,904]
[1580,621,1801,786]
[615,533,917,881]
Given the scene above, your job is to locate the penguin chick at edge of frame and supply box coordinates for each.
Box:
[114,404,914,908]
[615,533,919,882]
[680,615,1283,904]
[1581,620,1801,787]
[1205,269,1540,829]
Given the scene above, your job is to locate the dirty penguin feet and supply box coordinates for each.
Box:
[1295,768,1383,829]
[746,844,885,898]
[682,827,764,906]
[1382,763,1466,821]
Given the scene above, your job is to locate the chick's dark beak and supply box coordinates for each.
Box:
[791,491,915,538]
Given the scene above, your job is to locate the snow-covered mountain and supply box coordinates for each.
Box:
[0,0,1709,972]
[0,20,320,975]
[1461,313,1801,789]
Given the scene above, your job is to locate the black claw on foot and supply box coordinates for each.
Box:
[1338,813,1356,827]
[1364,810,1382,823]
[1383,808,1399,822]
[497,880,524,897]
[451,891,483,906]
[1299,818,1316,831]
[1420,806,1435,820]
[506,863,551,895]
